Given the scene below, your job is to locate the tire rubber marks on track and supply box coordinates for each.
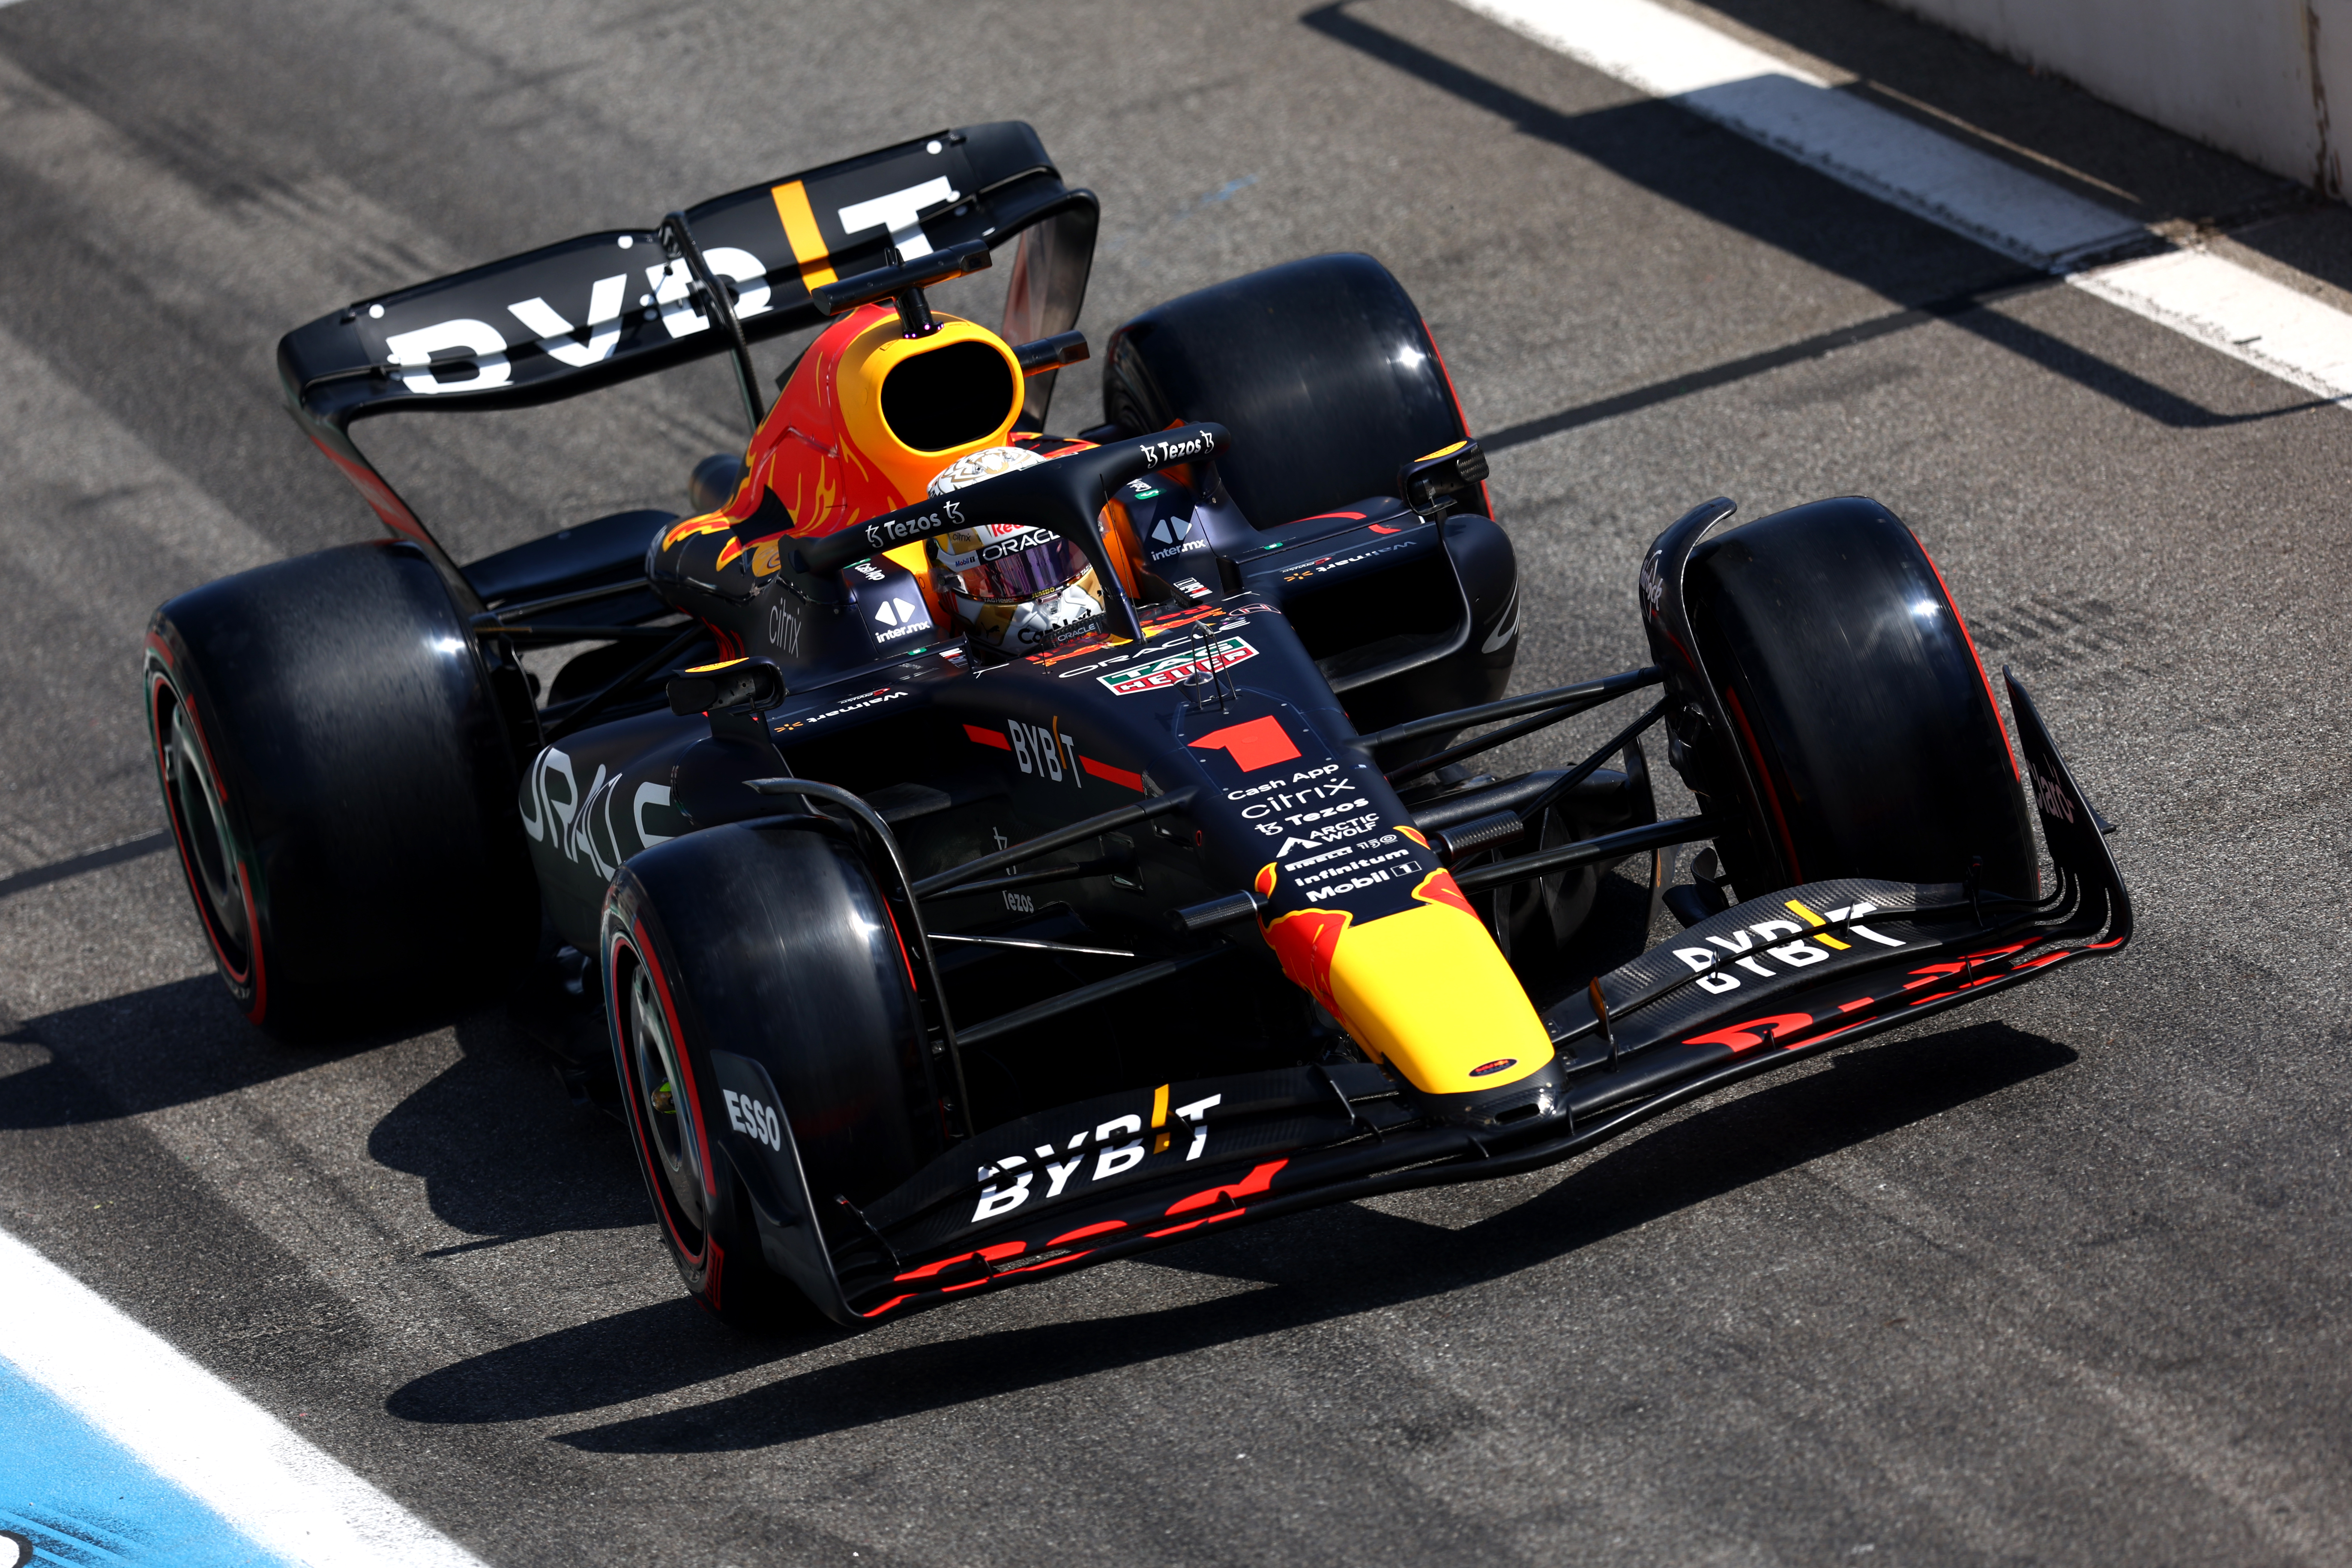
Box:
[1804,1160,2352,1564]
[1967,594,2151,672]
[0,51,463,317]
[0,320,278,880]
[0,322,276,592]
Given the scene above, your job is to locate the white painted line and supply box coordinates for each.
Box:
[1450,0,2352,404]
[1455,0,2143,269]
[0,1226,487,1568]
[2072,248,2352,404]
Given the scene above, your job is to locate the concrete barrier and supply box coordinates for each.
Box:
[1878,0,2348,199]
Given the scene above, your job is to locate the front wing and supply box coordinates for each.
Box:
[763,672,2128,1325]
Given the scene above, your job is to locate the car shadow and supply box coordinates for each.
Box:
[385,1296,827,1424]
[364,1008,648,1250]
[0,974,648,1254]
[0,974,393,1130]
[377,1020,2071,1448]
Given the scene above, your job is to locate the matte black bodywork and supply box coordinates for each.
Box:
[521,491,1518,957]
[611,641,2128,1328]
[144,121,2134,1330]
[517,467,2131,1329]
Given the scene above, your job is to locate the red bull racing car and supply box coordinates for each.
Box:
[146,123,2131,1328]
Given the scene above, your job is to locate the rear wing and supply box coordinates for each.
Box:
[275,122,1097,572]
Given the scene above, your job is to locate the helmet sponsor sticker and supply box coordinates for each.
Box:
[957,569,1104,653]
[1098,637,1256,695]
[935,524,1059,571]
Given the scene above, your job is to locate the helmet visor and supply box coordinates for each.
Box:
[935,524,1086,603]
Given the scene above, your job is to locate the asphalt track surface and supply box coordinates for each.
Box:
[2,0,2348,1563]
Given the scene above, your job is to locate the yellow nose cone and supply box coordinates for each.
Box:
[1263,870,1550,1095]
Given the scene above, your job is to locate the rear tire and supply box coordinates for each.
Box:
[1102,252,1480,528]
[1107,253,1519,742]
[602,820,947,1330]
[144,542,537,1039]
[1680,497,2036,900]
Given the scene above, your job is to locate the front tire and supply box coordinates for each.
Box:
[1679,497,2036,901]
[603,820,948,1329]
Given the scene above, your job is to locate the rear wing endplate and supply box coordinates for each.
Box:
[275,122,1097,570]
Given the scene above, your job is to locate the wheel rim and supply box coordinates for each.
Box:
[1493,805,1589,959]
[626,958,706,1236]
[162,694,251,969]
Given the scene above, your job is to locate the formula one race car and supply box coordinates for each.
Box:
[147,124,2130,1328]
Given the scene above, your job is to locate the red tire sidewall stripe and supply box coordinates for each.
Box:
[633,919,719,1204]
[148,663,264,1020]
[146,634,228,805]
[610,916,715,1273]
[1719,685,1803,883]
[232,862,267,1023]
[1915,537,2038,896]
[878,898,919,995]
[1916,542,2022,784]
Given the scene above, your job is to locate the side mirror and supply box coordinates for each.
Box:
[667,657,787,716]
[1398,439,1489,517]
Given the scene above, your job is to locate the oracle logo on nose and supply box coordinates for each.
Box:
[1469,1058,1517,1077]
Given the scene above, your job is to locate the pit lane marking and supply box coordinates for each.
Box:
[0,1225,485,1567]
[1454,0,2352,404]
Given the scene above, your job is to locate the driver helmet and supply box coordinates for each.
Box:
[928,446,1105,654]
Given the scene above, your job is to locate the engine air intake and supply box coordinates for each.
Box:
[882,341,1019,453]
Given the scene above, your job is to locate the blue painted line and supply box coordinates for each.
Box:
[0,1356,299,1568]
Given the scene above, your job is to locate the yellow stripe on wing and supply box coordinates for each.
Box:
[769,180,838,290]
[1785,898,1851,949]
